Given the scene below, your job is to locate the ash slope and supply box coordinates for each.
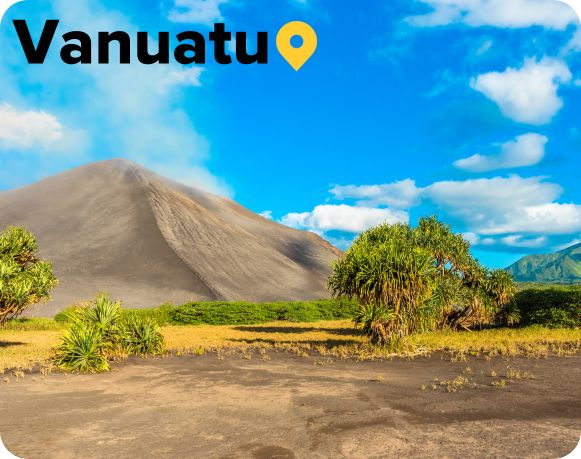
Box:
[0,160,341,316]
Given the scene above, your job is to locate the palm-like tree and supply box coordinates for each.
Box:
[0,227,57,324]
[329,224,437,345]
[328,217,519,344]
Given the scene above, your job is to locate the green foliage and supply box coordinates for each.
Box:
[506,242,581,284]
[56,294,165,373]
[328,217,518,345]
[329,222,437,344]
[121,316,164,356]
[55,326,110,373]
[0,226,58,324]
[1,317,65,331]
[516,286,581,328]
[55,299,358,327]
[168,298,358,326]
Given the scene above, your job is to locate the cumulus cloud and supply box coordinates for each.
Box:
[480,203,581,235]
[24,0,231,196]
[424,176,562,228]
[330,179,421,208]
[407,0,577,29]
[563,28,581,54]
[0,103,63,150]
[499,235,547,248]
[168,0,228,25]
[471,58,572,125]
[453,133,548,172]
[158,68,205,93]
[307,174,579,249]
[259,210,273,220]
[281,205,409,234]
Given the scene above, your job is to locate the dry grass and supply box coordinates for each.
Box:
[1,319,580,372]
[0,330,63,373]
[162,320,363,352]
[408,327,581,357]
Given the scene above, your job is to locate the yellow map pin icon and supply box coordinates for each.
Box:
[276,21,317,71]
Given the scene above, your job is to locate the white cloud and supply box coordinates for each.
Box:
[425,175,562,227]
[259,210,273,220]
[563,28,581,54]
[556,237,581,250]
[454,133,548,172]
[471,58,572,125]
[481,203,581,235]
[0,103,63,150]
[330,179,421,208]
[21,0,231,197]
[158,68,205,93]
[499,235,547,248]
[407,0,577,29]
[281,205,409,234]
[282,173,580,250]
[168,0,228,25]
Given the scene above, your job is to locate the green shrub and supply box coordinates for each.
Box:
[168,298,358,326]
[121,317,164,356]
[56,302,175,326]
[516,286,581,328]
[2,317,64,331]
[0,226,58,324]
[56,325,110,373]
[56,294,165,373]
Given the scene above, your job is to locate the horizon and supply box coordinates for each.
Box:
[1,0,580,269]
[1,156,578,269]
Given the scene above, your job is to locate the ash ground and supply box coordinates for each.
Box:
[1,352,579,458]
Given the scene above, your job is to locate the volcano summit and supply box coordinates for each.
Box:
[0,160,341,316]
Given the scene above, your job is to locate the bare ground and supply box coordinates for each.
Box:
[1,352,580,458]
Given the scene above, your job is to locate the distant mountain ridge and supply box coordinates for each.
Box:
[506,243,581,284]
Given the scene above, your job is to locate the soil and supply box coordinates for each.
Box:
[1,351,580,458]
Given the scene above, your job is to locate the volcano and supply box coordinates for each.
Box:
[0,160,341,316]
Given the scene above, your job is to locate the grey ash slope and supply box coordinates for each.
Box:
[0,160,341,316]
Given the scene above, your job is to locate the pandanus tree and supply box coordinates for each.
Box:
[329,217,517,345]
[0,226,57,325]
[328,223,437,345]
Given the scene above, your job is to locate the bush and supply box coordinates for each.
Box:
[56,294,165,373]
[121,317,164,356]
[56,326,110,373]
[56,302,175,326]
[168,298,358,326]
[0,226,58,324]
[516,286,581,328]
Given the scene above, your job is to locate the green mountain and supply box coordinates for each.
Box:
[506,243,581,284]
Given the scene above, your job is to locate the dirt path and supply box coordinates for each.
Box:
[1,352,580,458]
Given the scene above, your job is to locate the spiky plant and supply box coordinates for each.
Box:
[0,227,57,324]
[329,224,437,345]
[353,303,392,345]
[496,302,521,326]
[56,325,110,373]
[121,316,164,356]
[55,294,165,372]
[66,293,124,355]
[329,217,519,343]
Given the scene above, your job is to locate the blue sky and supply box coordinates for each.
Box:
[0,0,580,268]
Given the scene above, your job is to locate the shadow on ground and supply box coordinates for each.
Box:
[0,341,25,348]
[233,326,358,336]
[228,338,361,347]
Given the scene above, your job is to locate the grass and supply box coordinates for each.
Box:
[1,319,580,373]
[408,327,581,356]
[55,299,359,326]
